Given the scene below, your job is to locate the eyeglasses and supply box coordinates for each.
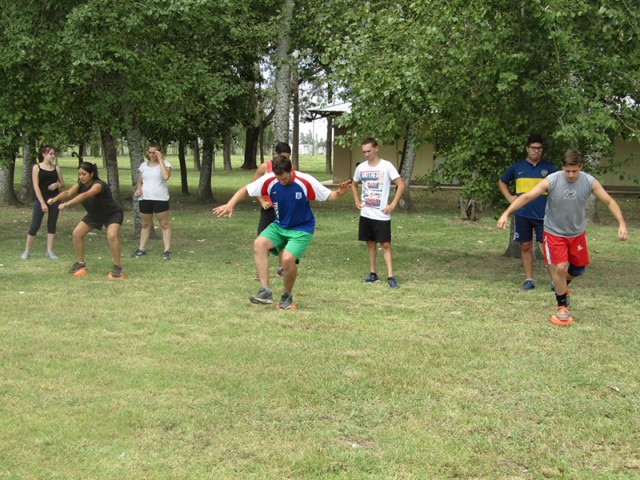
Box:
[528,146,543,151]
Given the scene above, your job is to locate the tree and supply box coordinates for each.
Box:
[273,0,295,143]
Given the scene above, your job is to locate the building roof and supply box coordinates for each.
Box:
[306,102,351,120]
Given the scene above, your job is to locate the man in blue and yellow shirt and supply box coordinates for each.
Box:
[499,134,558,291]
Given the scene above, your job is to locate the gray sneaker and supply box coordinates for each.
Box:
[520,279,535,291]
[20,251,30,260]
[131,248,146,257]
[45,251,58,260]
[250,286,273,304]
[163,250,171,260]
[278,292,294,309]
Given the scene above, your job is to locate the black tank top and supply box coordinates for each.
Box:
[37,165,59,199]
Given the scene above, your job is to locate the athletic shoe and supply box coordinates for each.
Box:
[276,267,284,278]
[520,279,535,291]
[163,250,171,260]
[109,265,124,279]
[45,251,58,260]
[362,273,380,284]
[250,286,273,304]
[20,251,30,260]
[278,292,294,310]
[387,277,399,289]
[550,306,573,325]
[68,261,87,275]
[131,248,146,257]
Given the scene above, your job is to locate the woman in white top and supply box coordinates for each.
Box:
[132,141,172,260]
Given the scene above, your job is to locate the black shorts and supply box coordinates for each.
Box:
[139,199,170,214]
[82,210,124,230]
[257,207,276,236]
[358,216,392,243]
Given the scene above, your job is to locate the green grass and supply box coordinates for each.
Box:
[1,155,639,479]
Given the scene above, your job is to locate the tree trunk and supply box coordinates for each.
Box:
[259,112,265,165]
[241,125,260,170]
[223,130,232,171]
[74,141,85,167]
[273,0,294,143]
[585,193,598,225]
[458,196,483,221]
[291,64,300,170]
[193,139,201,171]
[126,119,144,237]
[100,128,122,205]
[0,152,18,206]
[198,135,215,201]
[178,139,189,195]
[18,142,36,203]
[325,117,333,174]
[399,124,417,211]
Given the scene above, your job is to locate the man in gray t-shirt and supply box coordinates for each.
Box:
[497,150,628,326]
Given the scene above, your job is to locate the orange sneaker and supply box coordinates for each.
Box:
[550,306,573,326]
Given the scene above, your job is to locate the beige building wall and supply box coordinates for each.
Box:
[332,127,436,182]
[599,137,640,189]
[332,128,640,190]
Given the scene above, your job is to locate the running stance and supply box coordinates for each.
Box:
[249,142,292,277]
[213,155,351,309]
[497,150,628,325]
[48,162,125,279]
[21,145,65,260]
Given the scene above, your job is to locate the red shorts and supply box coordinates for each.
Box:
[542,231,590,266]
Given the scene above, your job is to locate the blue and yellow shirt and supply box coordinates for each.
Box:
[500,159,557,220]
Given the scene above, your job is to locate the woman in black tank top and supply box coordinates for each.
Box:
[20,145,64,260]
[47,162,125,279]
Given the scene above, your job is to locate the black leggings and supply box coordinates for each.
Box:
[28,199,60,236]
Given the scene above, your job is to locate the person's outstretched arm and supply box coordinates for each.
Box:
[497,179,548,229]
[212,186,249,218]
[327,180,352,202]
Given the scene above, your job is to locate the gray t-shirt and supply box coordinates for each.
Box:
[544,170,595,237]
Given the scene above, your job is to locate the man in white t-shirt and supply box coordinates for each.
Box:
[351,138,405,288]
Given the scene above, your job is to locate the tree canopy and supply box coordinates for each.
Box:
[1,0,638,208]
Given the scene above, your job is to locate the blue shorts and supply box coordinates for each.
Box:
[513,216,543,243]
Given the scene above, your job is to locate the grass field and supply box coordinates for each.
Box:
[1,154,639,479]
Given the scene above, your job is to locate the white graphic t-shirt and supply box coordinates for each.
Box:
[353,159,400,221]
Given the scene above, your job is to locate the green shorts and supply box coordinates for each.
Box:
[260,223,313,262]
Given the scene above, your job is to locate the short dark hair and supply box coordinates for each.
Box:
[362,137,378,147]
[562,150,583,166]
[526,134,544,146]
[272,155,292,174]
[274,142,291,154]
